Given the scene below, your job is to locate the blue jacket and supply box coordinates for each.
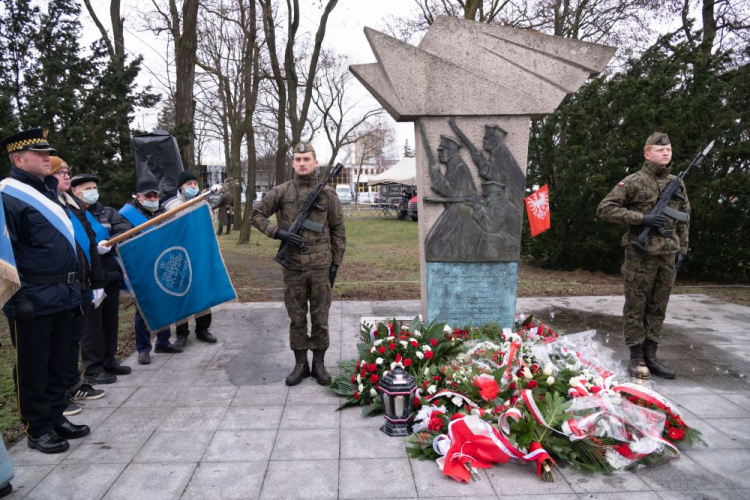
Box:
[2,166,82,317]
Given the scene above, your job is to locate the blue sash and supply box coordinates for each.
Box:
[0,179,76,253]
[119,203,149,229]
[67,209,91,265]
[85,211,110,243]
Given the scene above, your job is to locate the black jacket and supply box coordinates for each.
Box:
[87,201,131,286]
[61,193,105,303]
[2,166,82,317]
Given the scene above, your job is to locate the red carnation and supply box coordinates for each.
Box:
[351,375,356,383]
[399,336,407,341]
[354,391,360,399]
[410,340,419,348]
[472,376,500,401]
[425,351,434,360]
[355,361,360,370]
[527,380,539,389]
[370,374,379,384]
[428,416,444,432]
[403,358,413,367]
[388,343,396,350]
[368,363,377,372]
[430,338,438,346]
[361,369,366,378]
[378,346,386,355]
[668,427,685,441]
[396,354,402,363]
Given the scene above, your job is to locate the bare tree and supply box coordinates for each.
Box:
[312,51,384,170]
[259,0,339,185]
[82,0,125,60]
[145,0,201,172]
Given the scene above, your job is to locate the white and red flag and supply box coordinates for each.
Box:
[525,184,551,237]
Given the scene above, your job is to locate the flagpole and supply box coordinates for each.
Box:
[102,191,212,247]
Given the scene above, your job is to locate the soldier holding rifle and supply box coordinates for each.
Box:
[598,133,701,380]
[251,143,346,386]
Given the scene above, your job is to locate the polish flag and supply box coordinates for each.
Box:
[525,185,550,237]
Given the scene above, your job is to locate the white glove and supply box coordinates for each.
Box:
[92,289,106,308]
[97,242,112,255]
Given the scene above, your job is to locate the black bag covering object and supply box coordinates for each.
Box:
[131,130,184,201]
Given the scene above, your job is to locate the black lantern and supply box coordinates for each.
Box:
[378,365,417,437]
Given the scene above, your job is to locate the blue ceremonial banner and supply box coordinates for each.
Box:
[117,202,236,332]
[0,195,21,307]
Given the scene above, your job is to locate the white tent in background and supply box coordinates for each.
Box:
[368,157,416,186]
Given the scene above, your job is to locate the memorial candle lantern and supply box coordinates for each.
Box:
[378,365,417,437]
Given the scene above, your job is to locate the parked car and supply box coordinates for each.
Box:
[335,184,353,204]
[356,192,375,204]
[407,195,418,221]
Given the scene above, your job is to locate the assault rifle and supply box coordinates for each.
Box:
[631,140,714,253]
[419,122,436,167]
[273,162,344,269]
[424,196,488,206]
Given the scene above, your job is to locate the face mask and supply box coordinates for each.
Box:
[82,189,99,205]
[184,186,199,199]
[142,200,159,211]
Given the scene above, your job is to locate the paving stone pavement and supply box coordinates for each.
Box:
[6,295,750,499]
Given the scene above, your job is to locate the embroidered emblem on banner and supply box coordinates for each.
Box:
[154,246,192,297]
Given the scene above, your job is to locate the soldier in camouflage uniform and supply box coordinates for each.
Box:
[250,142,346,386]
[597,132,690,380]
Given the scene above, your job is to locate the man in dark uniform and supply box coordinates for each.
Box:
[0,129,91,453]
[70,173,133,380]
[120,178,182,364]
[597,132,690,380]
[251,142,346,386]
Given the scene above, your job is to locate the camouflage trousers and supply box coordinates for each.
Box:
[621,247,677,346]
[283,267,332,351]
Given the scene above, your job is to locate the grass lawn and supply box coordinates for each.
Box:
[0,210,746,439]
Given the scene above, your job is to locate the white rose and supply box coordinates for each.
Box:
[375,357,383,365]
[546,376,555,385]
[416,351,424,360]
[543,365,554,376]
[428,384,437,395]
[358,383,364,392]
[370,388,378,397]
[452,396,463,407]
[443,325,452,333]
[523,368,533,379]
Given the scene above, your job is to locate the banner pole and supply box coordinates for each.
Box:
[102,191,212,247]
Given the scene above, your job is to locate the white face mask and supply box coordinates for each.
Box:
[82,189,99,205]
[142,200,159,211]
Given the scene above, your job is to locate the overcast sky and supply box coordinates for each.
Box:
[80,0,417,164]
[78,0,692,164]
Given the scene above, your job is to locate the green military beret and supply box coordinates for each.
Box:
[645,132,670,146]
[294,142,315,154]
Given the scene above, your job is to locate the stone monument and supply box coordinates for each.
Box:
[351,16,616,328]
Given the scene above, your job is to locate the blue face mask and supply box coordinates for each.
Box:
[82,189,99,205]
[142,200,159,211]
[184,186,200,199]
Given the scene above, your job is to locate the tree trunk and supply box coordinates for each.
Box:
[173,0,200,173]
[111,0,124,60]
[701,0,716,62]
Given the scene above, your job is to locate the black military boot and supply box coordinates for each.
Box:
[311,350,332,385]
[643,339,676,379]
[285,350,310,386]
[628,344,651,379]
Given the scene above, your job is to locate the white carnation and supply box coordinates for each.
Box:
[370,388,378,397]
[356,374,361,383]
[428,384,437,395]
[358,383,364,392]
[375,357,383,365]
[416,351,424,360]
[452,396,464,407]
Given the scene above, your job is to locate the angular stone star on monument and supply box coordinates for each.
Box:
[350,16,617,121]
